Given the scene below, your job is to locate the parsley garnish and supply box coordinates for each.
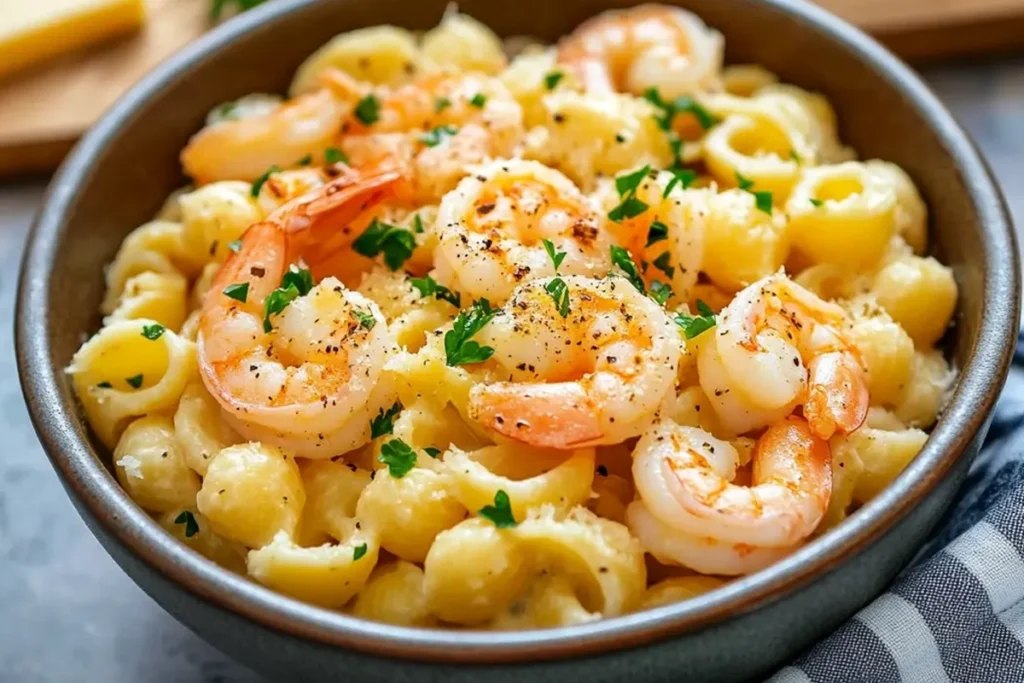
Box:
[652,252,674,279]
[790,149,802,163]
[646,221,668,247]
[542,238,567,271]
[126,374,144,389]
[353,218,416,271]
[478,489,516,528]
[445,299,498,366]
[735,172,773,215]
[419,125,459,148]
[227,239,243,253]
[424,447,441,458]
[174,510,200,537]
[434,97,451,113]
[353,543,368,561]
[544,277,570,317]
[469,93,487,108]
[378,438,417,478]
[650,280,673,306]
[370,401,401,439]
[664,167,697,197]
[409,274,461,307]
[608,165,651,222]
[412,214,425,234]
[643,88,718,130]
[97,381,113,389]
[674,300,717,339]
[610,245,646,293]
[324,147,348,165]
[141,324,165,341]
[353,309,376,330]
[296,154,313,166]
[251,165,280,197]
[263,265,313,332]
[223,283,249,303]
[810,198,824,207]
[544,71,564,90]
[354,94,380,124]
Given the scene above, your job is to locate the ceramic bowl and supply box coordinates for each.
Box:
[15,0,1020,680]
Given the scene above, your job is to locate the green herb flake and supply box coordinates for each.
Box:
[141,324,165,341]
[434,97,452,113]
[412,214,425,234]
[174,510,200,538]
[608,165,651,222]
[263,264,314,332]
[96,381,113,389]
[664,167,697,198]
[324,147,348,165]
[296,154,313,166]
[353,218,417,271]
[409,274,461,308]
[790,149,802,163]
[353,543,368,561]
[424,447,442,459]
[370,401,402,439]
[353,309,376,330]
[126,374,144,389]
[469,93,487,108]
[354,93,380,125]
[419,124,459,148]
[478,489,516,528]
[652,252,674,279]
[735,172,755,191]
[735,172,773,215]
[444,299,498,367]
[227,239,243,253]
[544,277,570,318]
[674,299,717,339]
[610,245,646,294]
[251,165,280,197]
[542,238,567,271]
[646,221,669,247]
[650,280,673,306]
[810,198,824,207]
[544,71,564,90]
[223,282,249,303]
[378,438,418,478]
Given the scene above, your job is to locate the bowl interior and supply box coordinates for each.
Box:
[18,0,1019,664]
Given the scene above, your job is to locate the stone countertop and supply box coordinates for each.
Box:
[2,60,1023,682]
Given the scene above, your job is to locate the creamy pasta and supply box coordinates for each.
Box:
[69,4,958,629]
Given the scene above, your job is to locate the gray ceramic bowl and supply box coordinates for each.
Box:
[15,0,1021,681]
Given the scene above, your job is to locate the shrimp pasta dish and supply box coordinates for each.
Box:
[69,5,958,629]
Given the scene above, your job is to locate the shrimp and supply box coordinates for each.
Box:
[181,89,346,184]
[557,4,723,97]
[467,275,681,448]
[433,159,615,304]
[197,166,402,458]
[631,418,831,553]
[698,273,869,439]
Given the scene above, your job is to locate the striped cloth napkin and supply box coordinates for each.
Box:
[772,336,1024,683]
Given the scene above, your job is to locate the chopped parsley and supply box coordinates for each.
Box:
[646,221,669,247]
[469,93,487,108]
[434,96,452,113]
[126,374,144,389]
[610,245,646,294]
[353,218,416,271]
[250,165,280,197]
[652,252,674,279]
[354,93,380,124]
[643,88,718,130]
[370,401,401,439]
[650,280,673,306]
[478,489,516,528]
[174,510,200,538]
[664,167,697,197]
[544,71,564,90]
[378,438,417,478]
[810,198,824,207]
[141,324,165,341]
[324,146,348,165]
[608,165,651,222]
[353,543,368,561]
[790,149,802,164]
[353,309,376,330]
[227,239,243,253]
[735,172,773,215]
[542,238,567,271]
[263,264,313,332]
[674,299,717,339]
[419,124,459,148]
[412,214,425,234]
[444,299,498,366]
[409,274,461,308]
[296,154,313,166]
[96,381,113,389]
[544,277,570,317]
[223,283,249,303]
[424,447,442,459]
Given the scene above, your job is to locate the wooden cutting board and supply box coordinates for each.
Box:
[2,0,1023,176]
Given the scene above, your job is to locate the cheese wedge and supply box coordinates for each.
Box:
[0,0,147,80]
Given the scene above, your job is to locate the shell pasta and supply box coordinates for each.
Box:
[69,4,958,629]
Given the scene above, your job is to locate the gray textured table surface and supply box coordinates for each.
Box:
[2,60,1023,682]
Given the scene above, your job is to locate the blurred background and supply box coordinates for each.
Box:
[1,0,1022,680]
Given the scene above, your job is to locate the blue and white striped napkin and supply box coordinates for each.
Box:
[772,336,1024,682]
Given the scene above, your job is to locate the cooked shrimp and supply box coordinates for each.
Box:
[467,275,681,448]
[323,68,525,204]
[557,4,723,97]
[197,167,401,458]
[181,89,346,184]
[698,273,869,439]
[433,159,615,303]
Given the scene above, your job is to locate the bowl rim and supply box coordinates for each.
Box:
[15,0,1021,665]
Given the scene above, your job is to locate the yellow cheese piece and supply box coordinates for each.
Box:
[0,0,147,80]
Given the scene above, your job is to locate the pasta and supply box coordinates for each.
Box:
[69,5,959,629]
